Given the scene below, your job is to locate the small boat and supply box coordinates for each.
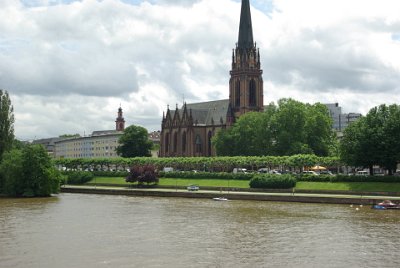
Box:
[213,197,228,201]
[372,200,400,210]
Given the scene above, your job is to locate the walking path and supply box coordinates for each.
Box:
[61,185,400,205]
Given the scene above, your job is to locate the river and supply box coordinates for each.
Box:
[1,193,399,268]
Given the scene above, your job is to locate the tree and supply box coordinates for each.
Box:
[213,98,335,157]
[213,112,271,156]
[0,90,14,161]
[0,144,61,197]
[340,104,400,175]
[116,125,153,158]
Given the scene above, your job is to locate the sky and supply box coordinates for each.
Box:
[1,0,400,140]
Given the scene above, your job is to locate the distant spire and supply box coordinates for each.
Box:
[238,0,254,50]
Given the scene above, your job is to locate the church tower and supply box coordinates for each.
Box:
[229,0,263,119]
[115,107,125,131]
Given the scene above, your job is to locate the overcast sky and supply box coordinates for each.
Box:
[1,0,400,140]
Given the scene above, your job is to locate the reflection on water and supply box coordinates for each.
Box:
[1,194,400,268]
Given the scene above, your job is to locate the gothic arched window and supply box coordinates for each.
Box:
[235,81,240,107]
[173,132,178,153]
[207,131,212,157]
[249,79,256,106]
[195,135,202,154]
[165,133,170,153]
[182,131,187,153]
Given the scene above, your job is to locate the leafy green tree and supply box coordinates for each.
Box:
[213,99,335,157]
[0,90,14,161]
[340,104,400,175]
[213,112,271,156]
[116,125,153,158]
[0,144,61,197]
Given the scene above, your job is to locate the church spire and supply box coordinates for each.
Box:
[238,0,254,50]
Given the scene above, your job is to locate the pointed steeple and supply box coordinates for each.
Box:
[238,0,254,50]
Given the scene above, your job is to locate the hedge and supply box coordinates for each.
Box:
[249,174,297,189]
[297,175,400,183]
[64,171,94,185]
[159,171,253,180]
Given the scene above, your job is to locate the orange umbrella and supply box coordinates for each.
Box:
[311,165,326,171]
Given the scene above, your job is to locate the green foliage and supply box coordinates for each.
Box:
[53,155,341,174]
[296,174,400,183]
[249,174,297,189]
[116,125,153,158]
[160,171,253,181]
[64,171,94,185]
[213,99,336,157]
[340,104,400,174]
[0,90,15,161]
[92,170,129,177]
[126,165,159,185]
[0,145,61,197]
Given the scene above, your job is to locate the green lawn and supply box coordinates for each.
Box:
[86,177,400,193]
[296,182,400,193]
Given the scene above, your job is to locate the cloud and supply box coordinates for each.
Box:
[1,0,400,140]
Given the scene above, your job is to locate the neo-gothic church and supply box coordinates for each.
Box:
[160,0,263,157]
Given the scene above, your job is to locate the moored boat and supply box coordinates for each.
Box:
[372,200,400,210]
[213,197,228,201]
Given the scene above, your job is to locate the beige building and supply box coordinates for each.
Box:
[54,107,126,159]
[54,130,123,159]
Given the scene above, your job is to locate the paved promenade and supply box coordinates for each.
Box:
[60,185,400,205]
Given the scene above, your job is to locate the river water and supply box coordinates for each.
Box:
[0,193,399,268]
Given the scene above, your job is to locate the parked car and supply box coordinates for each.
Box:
[163,167,174,172]
[269,170,282,175]
[258,168,269,173]
[319,170,334,175]
[356,171,369,176]
[233,168,247,174]
[187,185,200,191]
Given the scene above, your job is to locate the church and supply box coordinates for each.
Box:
[160,0,264,157]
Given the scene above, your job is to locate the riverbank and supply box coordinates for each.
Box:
[60,185,400,205]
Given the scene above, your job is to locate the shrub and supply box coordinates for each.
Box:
[66,171,94,185]
[92,170,129,177]
[159,171,253,181]
[126,165,159,185]
[249,174,296,189]
[0,145,61,197]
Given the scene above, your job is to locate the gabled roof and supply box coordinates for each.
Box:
[187,99,230,126]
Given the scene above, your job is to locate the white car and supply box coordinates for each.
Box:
[187,185,200,191]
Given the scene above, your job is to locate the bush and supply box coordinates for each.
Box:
[0,145,61,197]
[92,170,129,177]
[159,171,253,180]
[66,171,94,185]
[296,174,400,183]
[249,174,296,189]
[126,165,159,185]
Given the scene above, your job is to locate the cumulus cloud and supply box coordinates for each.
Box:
[1,0,400,140]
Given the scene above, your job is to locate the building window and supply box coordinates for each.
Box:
[235,81,240,107]
[165,133,170,153]
[195,135,202,154]
[207,131,212,157]
[173,132,178,153]
[182,131,187,153]
[249,79,256,106]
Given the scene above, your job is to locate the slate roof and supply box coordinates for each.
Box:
[238,0,254,50]
[169,99,230,126]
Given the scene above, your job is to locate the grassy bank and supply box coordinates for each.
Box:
[85,177,400,193]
